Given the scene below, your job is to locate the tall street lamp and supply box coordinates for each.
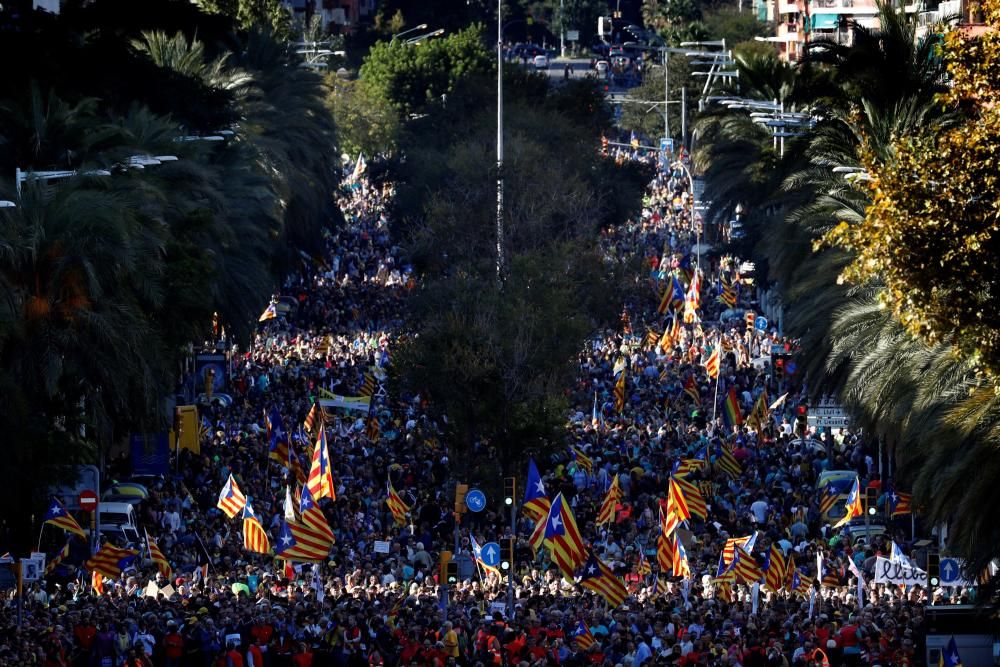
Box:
[496,0,505,288]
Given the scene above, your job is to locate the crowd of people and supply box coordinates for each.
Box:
[2,149,953,667]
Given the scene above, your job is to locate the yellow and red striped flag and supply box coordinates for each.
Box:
[656,532,673,573]
[303,402,323,435]
[595,474,621,526]
[570,446,593,475]
[298,485,334,544]
[614,369,627,413]
[85,544,139,580]
[579,550,628,607]
[703,346,720,379]
[306,428,336,502]
[386,479,410,526]
[145,530,172,579]
[672,536,691,579]
[216,474,247,519]
[241,502,272,555]
[764,543,787,592]
[45,541,70,576]
[544,493,588,580]
[733,546,764,585]
[43,497,87,540]
[635,551,652,577]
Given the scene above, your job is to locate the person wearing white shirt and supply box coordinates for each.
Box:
[750,496,770,524]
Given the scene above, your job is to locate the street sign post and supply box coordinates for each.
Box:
[465,489,486,513]
[479,542,501,568]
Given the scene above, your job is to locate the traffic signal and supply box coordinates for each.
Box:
[927,551,940,588]
[503,477,516,508]
[439,550,452,584]
[794,403,808,436]
[500,538,514,572]
[774,355,785,381]
[455,484,469,514]
[865,487,879,515]
[446,561,459,585]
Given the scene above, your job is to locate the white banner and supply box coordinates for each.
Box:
[873,557,926,585]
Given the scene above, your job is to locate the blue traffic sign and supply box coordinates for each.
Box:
[939,558,963,584]
[479,542,501,567]
[755,316,768,331]
[465,489,486,513]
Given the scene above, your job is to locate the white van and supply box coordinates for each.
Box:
[533,54,549,70]
[98,502,140,544]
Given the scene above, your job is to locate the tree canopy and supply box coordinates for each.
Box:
[0,0,337,546]
[390,73,649,473]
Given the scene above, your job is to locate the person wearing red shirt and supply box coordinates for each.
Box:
[291,643,313,667]
[73,619,97,665]
[225,643,245,667]
[251,619,274,648]
[246,641,264,667]
[162,624,184,667]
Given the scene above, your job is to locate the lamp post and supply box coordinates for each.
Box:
[671,160,701,273]
[496,0,505,288]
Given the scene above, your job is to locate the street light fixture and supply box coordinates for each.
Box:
[392,23,429,41]
[405,29,445,45]
[15,168,112,197]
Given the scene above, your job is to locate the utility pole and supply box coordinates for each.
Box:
[663,49,670,141]
[496,0,506,288]
[560,0,566,58]
[681,87,687,151]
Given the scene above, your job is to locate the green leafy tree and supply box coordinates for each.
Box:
[391,74,647,475]
[617,55,693,143]
[196,0,293,40]
[326,77,400,158]
[360,25,494,118]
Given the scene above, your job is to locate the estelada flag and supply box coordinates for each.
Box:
[217,474,247,519]
[43,497,86,539]
[596,474,621,526]
[578,550,628,607]
[544,493,587,580]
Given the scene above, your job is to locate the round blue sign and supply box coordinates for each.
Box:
[755,316,768,331]
[465,489,486,513]
[479,542,501,567]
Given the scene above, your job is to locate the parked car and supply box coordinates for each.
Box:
[533,54,549,70]
[98,501,141,544]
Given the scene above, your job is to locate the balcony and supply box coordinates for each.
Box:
[778,1,801,13]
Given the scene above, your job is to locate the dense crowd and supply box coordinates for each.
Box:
[2,151,955,667]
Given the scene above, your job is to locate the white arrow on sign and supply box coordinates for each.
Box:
[943,560,955,581]
[485,546,497,561]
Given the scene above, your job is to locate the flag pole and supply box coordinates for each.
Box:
[711,339,722,425]
[36,523,45,553]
